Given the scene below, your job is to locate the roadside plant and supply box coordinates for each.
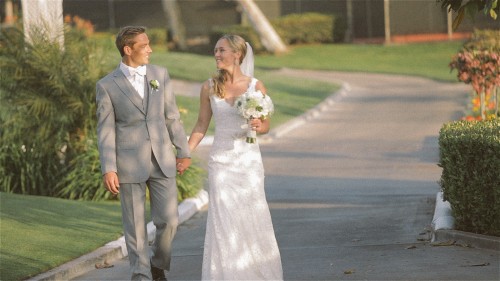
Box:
[0,24,106,195]
[450,31,499,120]
[1,24,205,201]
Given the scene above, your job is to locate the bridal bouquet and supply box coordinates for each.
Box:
[235,90,274,143]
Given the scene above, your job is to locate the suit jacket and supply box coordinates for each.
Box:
[96,64,190,183]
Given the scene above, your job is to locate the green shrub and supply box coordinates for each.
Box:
[0,25,107,196]
[176,158,206,202]
[464,29,500,52]
[148,28,168,46]
[0,26,203,201]
[210,25,263,53]
[271,12,336,44]
[57,132,205,202]
[438,119,500,236]
[57,135,111,201]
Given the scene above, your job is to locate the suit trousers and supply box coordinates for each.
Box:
[120,152,179,281]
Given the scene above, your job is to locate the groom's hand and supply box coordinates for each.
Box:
[176,158,191,175]
[103,172,120,195]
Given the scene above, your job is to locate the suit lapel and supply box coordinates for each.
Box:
[145,66,157,116]
[112,68,146,115]
[143,75,150,115]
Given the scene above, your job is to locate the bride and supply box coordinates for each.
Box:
[187,34,283,280]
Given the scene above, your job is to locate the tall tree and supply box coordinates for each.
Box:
[161,0,187,50]
[21,0,64,47]
[236,0,287,54]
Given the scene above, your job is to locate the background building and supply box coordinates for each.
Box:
[1,0,498,43]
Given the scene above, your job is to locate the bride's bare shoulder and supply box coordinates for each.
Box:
[200,79,213,97]
[255,79,267,95]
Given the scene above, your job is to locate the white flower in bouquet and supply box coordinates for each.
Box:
[235,90,274,143]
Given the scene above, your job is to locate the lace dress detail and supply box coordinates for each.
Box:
[202,78,283,280]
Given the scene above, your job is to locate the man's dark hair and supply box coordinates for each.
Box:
[115,26,146,57]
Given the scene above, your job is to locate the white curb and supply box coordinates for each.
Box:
[431,191,455,241]
[28,189,209,281]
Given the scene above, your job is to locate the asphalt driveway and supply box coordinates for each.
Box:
[72,70,499,281]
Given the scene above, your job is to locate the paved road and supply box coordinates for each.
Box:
[73,70,499,280]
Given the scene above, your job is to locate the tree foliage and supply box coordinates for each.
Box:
[0,24,205,201]
[438,0,499,30]
[0,24,109,196]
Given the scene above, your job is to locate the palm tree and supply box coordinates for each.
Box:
[235,0,287,54]
[21,0,64,47]
[0,26,107,196]
[161,0,187,50]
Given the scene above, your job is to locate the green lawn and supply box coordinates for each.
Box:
[148,41,464,83]
[254,41,464,82]
[1,40,465,280]
[0,192,128,280]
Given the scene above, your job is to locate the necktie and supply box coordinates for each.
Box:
[131,65,146,77]
[130,66,146,98]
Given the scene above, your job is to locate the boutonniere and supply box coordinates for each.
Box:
[149,79,160,92]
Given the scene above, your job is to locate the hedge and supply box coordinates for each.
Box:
[271,12,336,45]
[464,29,500,52]
[438,119,500,236]
[210,12,345,53]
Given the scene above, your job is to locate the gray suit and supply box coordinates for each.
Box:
[96,64,190,280]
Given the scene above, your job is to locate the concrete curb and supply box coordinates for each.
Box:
[27,190,209,281]
[431,191,500,251]
[431,191,454,233]
[433,229,500,251]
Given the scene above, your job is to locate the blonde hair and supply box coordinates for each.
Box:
[212,34,247,98]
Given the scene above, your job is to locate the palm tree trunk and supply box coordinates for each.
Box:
[236,0,287,54]
[161,0,187,50]
[21,0,64,48]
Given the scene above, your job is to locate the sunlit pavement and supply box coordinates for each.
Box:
[67,70,498,281]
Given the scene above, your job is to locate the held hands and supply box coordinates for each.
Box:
[102,158,191,195]
[176,158,192,175]
[103,172,120,195]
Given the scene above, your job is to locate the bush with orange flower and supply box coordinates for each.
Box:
[450,29,499,121]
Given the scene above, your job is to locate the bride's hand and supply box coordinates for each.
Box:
[249,118,261,131]
[249,118,269,134]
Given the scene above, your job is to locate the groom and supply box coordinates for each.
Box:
[96,26,191,281]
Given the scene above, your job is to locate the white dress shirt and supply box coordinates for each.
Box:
[120,62,146,99]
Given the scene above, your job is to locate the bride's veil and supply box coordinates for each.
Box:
[240,42,254,78]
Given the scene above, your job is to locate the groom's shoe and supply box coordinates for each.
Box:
[151,264,167,281]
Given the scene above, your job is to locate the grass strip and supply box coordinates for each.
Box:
[254,42,464,82]
[0,192,124,280]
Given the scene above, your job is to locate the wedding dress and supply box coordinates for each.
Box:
[202,78,283,280]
